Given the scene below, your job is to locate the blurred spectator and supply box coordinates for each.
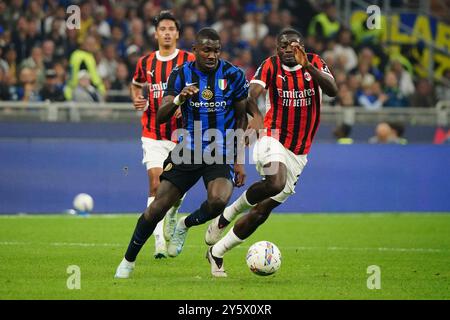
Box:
[94,5,111,40]
[0,44,8,73]
[39,69,65,102]
[307,2,340,40]
[72,70,102,103]
[11,16,31,63]
[233,49,256,80]
[66,36,106,100]
[42,40,56,70]
[109,63,132,103]
[10,67,41,101]
[240,12,268,46]
[336,84,355,107]
[357,77,387,110]
[244,0,272,15]
[389,57,415,97]
[383,71,409,108]
[436,70,450,102]
[369,122,406,144]
[178,25,196,51]
[4,45,18,85]
[78,1,94,44]
[266,10,281,36]
[333,123,354,144]
[388,122,408,145]
[0,66,11,100]
[20,46,44,87]
[97,43,118,84]
[410,78,437,108]
[333,28,358,72]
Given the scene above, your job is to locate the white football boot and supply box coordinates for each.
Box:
[206,246,227,277]
[114,258,135,279]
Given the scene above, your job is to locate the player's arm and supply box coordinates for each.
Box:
[246,84,265,131]
[233,98,247,187]
[130,57,149,110]
[130,83,148,111]
[292,44,338,97]
[157,85,199,124]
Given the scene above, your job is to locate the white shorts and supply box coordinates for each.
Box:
[252,136,308,203]
[141,137,177,170]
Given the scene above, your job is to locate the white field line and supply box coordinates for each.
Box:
[0,241,448,253]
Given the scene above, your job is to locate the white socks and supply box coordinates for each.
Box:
[212,228,244,258]
[223,191,255,222]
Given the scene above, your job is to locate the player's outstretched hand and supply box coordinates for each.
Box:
[234,164,246,187]
[178,84,199,104]
[133,95,148,111]
[292,42,310,68]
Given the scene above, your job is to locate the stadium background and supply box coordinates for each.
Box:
[0,0,449,214]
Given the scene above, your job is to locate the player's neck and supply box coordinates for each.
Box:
[158,46,177,57]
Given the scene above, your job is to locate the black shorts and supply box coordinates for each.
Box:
[160,154,235,194]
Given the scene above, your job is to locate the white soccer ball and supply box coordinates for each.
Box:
[246,241,282,276]
[73,193,94,213]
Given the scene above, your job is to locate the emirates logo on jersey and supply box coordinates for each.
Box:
[304,72,311,81]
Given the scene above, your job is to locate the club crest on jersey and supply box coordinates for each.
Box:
[164,162,173,172]
[304,72,311,81]
[201,88,214,100]
[218,79,227,90]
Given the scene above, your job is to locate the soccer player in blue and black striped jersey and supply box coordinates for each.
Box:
[115,28,249,278]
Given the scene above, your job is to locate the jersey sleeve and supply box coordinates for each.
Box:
[164,67,182,97]
[250,57,274,89]
[231,68,249,102]
[132,56,146,87]
[311,54,334,79]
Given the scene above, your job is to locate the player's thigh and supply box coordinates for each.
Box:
[263,161,287,189]
[203,164,234,204]
[160,156,203,196]
[271,153,308,204]
[152,180,183,212]
[253,136,288,180]
[141,137,174,171]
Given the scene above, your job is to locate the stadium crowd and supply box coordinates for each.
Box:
[0,0,449,107]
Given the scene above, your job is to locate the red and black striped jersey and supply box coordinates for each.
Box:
[133,49,195,141]
[250,53,333,155]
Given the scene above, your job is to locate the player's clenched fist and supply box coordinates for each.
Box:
[177,85,199,104]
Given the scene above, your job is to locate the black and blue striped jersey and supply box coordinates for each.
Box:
[165,60,248,156]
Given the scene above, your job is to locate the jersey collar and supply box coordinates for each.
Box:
[281,64,302,72]
[156,49,179,61]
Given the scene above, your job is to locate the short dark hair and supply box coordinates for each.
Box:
[153,11,180,31]
[195,27,221,43]
[277,28,303,43]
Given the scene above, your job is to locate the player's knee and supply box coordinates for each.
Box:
[207,196,228,214]
[145,200,166,222]
[265,177,286,196]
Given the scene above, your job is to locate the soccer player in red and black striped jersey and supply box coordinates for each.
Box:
[130,11,195,260]
[204,28,338,277]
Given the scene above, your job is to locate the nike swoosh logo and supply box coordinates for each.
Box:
[185,82,198,86]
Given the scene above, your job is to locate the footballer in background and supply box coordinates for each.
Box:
[130,11,195,259]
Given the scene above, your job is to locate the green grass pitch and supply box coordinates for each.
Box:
[0,213,449,300]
